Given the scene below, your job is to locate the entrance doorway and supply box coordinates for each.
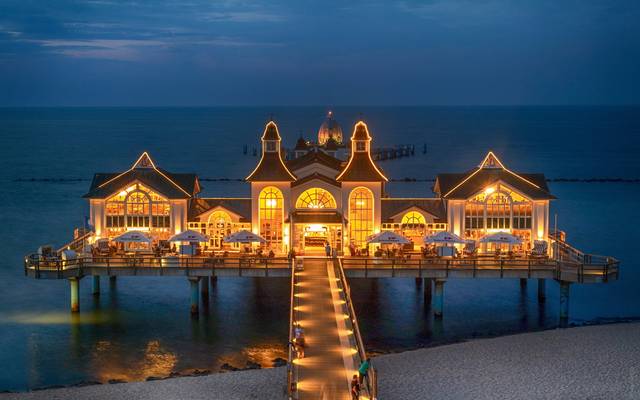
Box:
[303,225,328,248]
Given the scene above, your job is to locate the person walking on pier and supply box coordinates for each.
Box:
[325,242,332,257]
[350,374,361,399]
[358,358,370,385]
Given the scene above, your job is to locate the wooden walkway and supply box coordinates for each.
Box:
[294,257,357,400]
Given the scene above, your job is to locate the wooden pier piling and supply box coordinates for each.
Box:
[69,277,80,313]
[92,276,100,296]
[189,277,200,315]
[537,279,546,303]
[434,280,445,317]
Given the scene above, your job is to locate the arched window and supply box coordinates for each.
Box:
[486,192,511,230]
[126,190,150,228]
[295,188,336,209]
[401,211,425,227]
[349,187,374,248]
[259,186,283,249]
[105,184,171,234]
[208,211,231,248]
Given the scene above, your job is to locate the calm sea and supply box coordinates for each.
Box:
[0,107,639,391]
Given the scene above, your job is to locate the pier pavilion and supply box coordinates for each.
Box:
[24,113,620,399]
[81,115,554,257]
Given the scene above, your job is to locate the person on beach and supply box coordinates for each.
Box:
[350,374,361,399]
[358,358,370,384]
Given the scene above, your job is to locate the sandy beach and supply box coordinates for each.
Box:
[3,323,639,400]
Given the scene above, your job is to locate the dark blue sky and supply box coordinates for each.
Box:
[1,0,638,106]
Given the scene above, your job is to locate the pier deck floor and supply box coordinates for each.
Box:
[295,257,355,400]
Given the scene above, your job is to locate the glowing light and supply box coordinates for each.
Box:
[484,187,496,195]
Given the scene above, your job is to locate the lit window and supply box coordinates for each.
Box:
[296,188,336,209]
[259,186,283,248]
[349,187,373,248]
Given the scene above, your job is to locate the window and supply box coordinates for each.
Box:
[401,211,426,227]
[349,187,374,248]
[266,141,276,152]
[259,186,283,249]
[208,211,231,248]
[512,203,532,229]
[105,183,171,233]
[295,188,336,209]
[486,192,511,229]
[356,141,366,152]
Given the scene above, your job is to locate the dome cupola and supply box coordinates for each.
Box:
[317,111,343,145]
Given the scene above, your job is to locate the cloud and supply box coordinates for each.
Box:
[202,11,285,23]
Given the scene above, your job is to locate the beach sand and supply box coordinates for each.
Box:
[3,323,639,400]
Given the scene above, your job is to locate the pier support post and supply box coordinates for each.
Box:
[189,277,201,315]
[92,276,100,296]
[201,276,209,298]
[537,279,546,303]
[109,276,117,290]
[423,278,433,304]
[434,280,445,318]
[69,277,80,313]
[520,278,527,288]
[559,281,571,323]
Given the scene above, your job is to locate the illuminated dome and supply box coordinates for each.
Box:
[317,111,343,145]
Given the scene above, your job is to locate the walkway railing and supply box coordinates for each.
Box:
[336,258,378,399]
[24,255,292,279]
[341,254,619,283]
[56,230,94,254]
[287,258,299,399]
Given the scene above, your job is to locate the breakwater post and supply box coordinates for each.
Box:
[424,278,433,304]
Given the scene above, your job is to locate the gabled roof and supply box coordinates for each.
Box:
[381,198,447,222]
[434,151,555,200]
[336,121,388,182]
[246,121,296,182]
[291,173,341,188]
[286,149,344,172]
[83,152,198,199]
[189,198,251,221]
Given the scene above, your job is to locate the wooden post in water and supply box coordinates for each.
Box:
[423,278,433,304]
[69,277,80,313]
[433,280,445,317]
[537,279,546,303]
[92,276,100,296]
[109,276,117,290]
[189,277,201,315]
[559,281,571,324]
[520,278,527,288]
[201,276,209,298]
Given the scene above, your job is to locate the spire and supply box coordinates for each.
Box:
[246,120,296,182]
[336,120,387,182]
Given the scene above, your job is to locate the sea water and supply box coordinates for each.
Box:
[0,106,638,391]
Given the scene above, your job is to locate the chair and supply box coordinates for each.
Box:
[531,240,548,258]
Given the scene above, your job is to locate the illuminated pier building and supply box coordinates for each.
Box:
[85,112,554,255]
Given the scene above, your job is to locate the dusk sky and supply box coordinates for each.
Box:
[1,0,638,106]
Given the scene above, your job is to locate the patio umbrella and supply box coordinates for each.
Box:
[113,230,152,243]
[169,230,209,243]
[223,230,266,244]
[367,231,410,245]
[479,232,522,245]
[424,231,466,245]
